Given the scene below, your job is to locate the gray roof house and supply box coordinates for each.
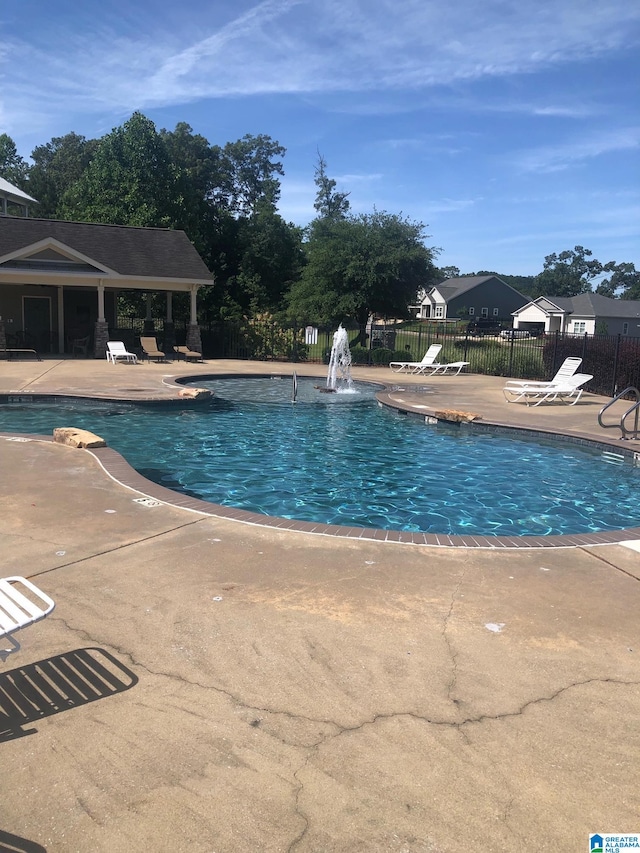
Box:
[416,275,527,322]
[0,212,212,358]
[512,294,640,337]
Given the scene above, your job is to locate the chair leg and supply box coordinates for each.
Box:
[0,632,21,662]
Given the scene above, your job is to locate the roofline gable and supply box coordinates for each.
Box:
[0,236,118,275]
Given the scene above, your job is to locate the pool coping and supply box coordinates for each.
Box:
[2,374,640,549]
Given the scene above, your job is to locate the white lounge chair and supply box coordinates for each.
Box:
[0,576,55,661]
[504,357,582,389]
[504,373,592,407]
[390,344,442,374]
[106,341,138,364]
[428,360,470,376]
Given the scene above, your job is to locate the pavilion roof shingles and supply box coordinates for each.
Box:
[0,217,212,282]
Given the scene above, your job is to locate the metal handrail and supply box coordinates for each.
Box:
[598,386,640,440]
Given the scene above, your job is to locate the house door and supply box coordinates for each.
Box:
[23,296,52,353]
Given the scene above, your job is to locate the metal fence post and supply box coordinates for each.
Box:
[612,334,621,397]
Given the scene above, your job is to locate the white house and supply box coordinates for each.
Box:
[512,294,640,337]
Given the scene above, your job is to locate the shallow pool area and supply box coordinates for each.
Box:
[1,375,639,537]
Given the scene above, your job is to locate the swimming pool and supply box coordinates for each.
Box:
[1,376,639,537]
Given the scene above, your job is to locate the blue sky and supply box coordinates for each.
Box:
[2,0,639,276]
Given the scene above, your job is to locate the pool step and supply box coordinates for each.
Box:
[600,450,626,465]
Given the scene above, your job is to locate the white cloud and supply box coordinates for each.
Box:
[2,0,639,134]
[515,128,640,173]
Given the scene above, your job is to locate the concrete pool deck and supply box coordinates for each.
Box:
[1,357,639,853]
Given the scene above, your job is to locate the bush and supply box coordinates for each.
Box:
[350,346,372,365]
[370,347,399,365]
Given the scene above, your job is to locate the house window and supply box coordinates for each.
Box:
[434,305,444,318]
[481,307,488,317]
[468,307,475,315]
[623,322,629,335]
[573,321,586,334]
[492,308,499,316]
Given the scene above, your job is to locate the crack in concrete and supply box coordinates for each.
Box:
[442,564,467,705]
[45,617,640,852]
[53,616,640,737]
[287,749,315,853]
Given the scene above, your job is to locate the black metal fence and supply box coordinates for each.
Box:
[114,316,640,399]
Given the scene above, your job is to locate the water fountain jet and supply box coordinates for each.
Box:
[326,325,355,393]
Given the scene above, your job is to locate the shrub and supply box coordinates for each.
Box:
[350,346,372,365]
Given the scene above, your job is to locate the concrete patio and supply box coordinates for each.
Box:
[1,358,639,853]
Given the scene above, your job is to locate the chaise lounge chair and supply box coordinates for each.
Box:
[106,341,138,364]
[390,344,443,374]
[140,337,166,362]
[427,360,471,376]
[503,357,582,390]
[0,576,55,661]
[173,345,203,362]
[503,373,593,406]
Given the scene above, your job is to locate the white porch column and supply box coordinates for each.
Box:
[189,285,198,325]
[97,282,105,322]
[57,286,64,353]
[186,285,202,354]
[163,291,176,356]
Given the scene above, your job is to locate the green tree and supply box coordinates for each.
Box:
[436,265,460,280]
[313,153,350,219]
[159,121,224,258]
[534,246,603,297]
[216,134,286,216]
[597,262,640,300]
[232,203,305,315]
[60,112,180,227]
[0,134,29,188]
[287,211,437,343]
[28,132,98,218]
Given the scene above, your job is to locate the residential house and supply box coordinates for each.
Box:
[415,275,527,323]
[0,193,212,358]
[512,294,640,338]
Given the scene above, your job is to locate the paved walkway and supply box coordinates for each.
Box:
[1,358,639,853]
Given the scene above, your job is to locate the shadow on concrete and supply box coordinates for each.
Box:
[0,828,47,852]
[0,647,138,743]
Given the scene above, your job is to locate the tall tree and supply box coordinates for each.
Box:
[28,132,98,218]
[313,153,350,219]
[597,261,640,300]
[60,112,179,227]
[287,211,437,343]
[216,134,286,216]
[0,134,29,188]
[159,121,224,256]
[534,246,603,297]
[232,202,305,314]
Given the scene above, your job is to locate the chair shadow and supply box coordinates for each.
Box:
[0,648,138,743]
[0,828,47,852]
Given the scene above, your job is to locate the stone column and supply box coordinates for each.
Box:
[94,319,109,359]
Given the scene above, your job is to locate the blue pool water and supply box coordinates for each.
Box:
[1,376,639,537]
